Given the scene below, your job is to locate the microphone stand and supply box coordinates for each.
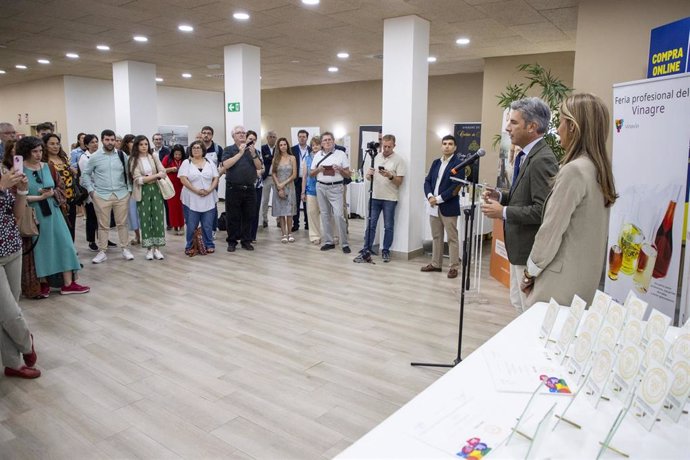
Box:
[411,159,480,368]
[359,148,377,259]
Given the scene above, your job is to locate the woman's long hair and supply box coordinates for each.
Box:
[271,137,291,173]
[559,93,618,207]
[128,135,151,178]
[41,133,69,164]
[121,134,135,155]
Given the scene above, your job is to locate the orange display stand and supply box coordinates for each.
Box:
[489,218,511,288]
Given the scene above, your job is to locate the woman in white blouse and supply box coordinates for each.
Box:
[178,140,219,255]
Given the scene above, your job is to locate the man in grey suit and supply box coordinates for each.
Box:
[481,97,558,312]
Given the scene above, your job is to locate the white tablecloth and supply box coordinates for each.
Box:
[347,181,367,216]
[337,302,689,459]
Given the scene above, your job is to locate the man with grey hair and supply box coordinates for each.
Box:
[0,122,17,157]
[481,97,558,312]
[220,125,263,252]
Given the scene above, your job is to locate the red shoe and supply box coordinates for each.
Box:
[23,333,37,367]
[4,366,41,379]
[34,283,50,299]
[60,282,90,295]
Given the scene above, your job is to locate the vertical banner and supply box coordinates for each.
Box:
[606,74,690,321]
[454,122,481,183]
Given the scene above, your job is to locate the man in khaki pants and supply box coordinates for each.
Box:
[80,129,134,263]
[421,135,463,279]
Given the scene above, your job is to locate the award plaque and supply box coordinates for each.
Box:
[631,360,673,431]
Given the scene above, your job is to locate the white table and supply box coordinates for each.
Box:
[347,181,367,216]
[337,303,689,459]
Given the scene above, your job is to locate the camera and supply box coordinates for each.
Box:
[366,141,380,151]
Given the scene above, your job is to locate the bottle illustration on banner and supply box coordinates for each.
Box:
[608,244,622,280]
[618,222,644,275]
[652,187,679,279]
[634,243,657,293]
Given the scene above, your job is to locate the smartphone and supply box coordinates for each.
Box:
[378,166,385,171]
[13,155,23,173]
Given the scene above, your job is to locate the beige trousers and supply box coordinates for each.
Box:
[306,195,321,243]
[92,193,130,251]
[429,213,459,269]
[510,263,528,313]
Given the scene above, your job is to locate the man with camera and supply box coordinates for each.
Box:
[353,134,405,263]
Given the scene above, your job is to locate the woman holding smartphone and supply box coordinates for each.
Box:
[18,136,89,297]
[0,158,42,378]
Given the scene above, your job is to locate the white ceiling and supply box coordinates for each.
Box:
[0,0,579,91]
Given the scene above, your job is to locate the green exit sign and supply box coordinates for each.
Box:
[227,102,240,112]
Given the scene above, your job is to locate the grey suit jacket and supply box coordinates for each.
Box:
[526,156,610,306]
[500,139,558,265]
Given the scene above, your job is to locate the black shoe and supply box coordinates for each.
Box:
[353,251,372,263]
[88,242,99,252]
[262,221,268,228]
[342,246,351,254]
[291,226,299,232]
[320,243,336,251]
[227,244,236,252]
[107,240,117,248]
[304,226,309,231]
[241,242,254,251]
[382,250,391,263]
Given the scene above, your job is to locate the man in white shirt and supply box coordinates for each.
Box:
[310,131,352,253]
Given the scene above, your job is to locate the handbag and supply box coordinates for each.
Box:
[19,204,39,237]
[157,176,175,200]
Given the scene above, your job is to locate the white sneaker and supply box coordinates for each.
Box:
[146,249,154,260]
[122,248,134,260]
[153,248,164,260]
[212,231,217,240]
[92,251,107,264]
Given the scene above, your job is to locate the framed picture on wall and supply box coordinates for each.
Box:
[158,125,189,148]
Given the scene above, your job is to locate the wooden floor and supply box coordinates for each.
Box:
[0,213,516,459]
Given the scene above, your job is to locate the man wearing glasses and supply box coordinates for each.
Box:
[0,122,17,157]
[219,125,263,252]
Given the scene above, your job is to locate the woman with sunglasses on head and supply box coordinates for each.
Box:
[18,136,89,297]
[42,133,78,241]
[0,154,42,379]
[129,135,167,260]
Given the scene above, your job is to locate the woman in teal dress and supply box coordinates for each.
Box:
[18,136,90,296]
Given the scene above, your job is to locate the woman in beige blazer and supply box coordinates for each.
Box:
[129,135,167,260]
[521,93,618,306]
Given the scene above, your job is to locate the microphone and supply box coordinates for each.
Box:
[450,149,485,176]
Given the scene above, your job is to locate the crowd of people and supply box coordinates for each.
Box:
[0,92,616,379]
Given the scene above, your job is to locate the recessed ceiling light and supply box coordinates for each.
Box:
[328,66,338,73]
[15,64,27,69]
[96,44,110,51]
[456,37,470,45]
[302,0,320,4]
[337,52,349,59]
[290,60,300,64]
[155,77,164,82]
[0,70,6,74]
[37,59,50,64]
[133,35,148,42]
[427,56,437,63]
[178,24,194,32]
[66,53,79,59]
[181,73,192,78]
[233,12,250,20]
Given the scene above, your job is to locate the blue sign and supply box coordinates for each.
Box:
[647,17,690,78]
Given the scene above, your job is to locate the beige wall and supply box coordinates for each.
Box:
[261,72,484,169]
[573,0,689,107]
[0,76,67,138]
[479,51,575,184]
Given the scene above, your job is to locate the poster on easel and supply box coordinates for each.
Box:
[605,74,690,322]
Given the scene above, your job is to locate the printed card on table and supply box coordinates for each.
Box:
[641,336,669,374]
[584,345,616,408]
[663,358,690,422]
[642,309,671,346]
[605,301,626,330]
[570,294,587,319]
[540,298,560,341]
[581,311,604,340]
[631,360,673,431]
[624,293,648,322]
[611,344,644,404]
[621,318,644,346]
[556,313,580,357]
[667,333,690,364]
[596,323,620,354]
[590,290,612,316]
[567,331,595,383]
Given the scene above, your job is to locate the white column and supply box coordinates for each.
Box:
[112,61,157,136]
[381,16,430,256]
[224,44,261,144]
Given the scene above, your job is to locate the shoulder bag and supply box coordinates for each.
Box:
[152,154,175,200]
